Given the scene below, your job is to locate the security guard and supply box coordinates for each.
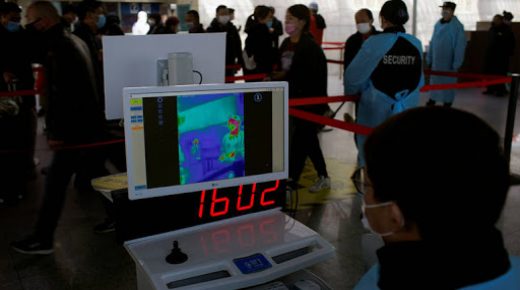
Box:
[344,0,424,167]
[426,1,466,107]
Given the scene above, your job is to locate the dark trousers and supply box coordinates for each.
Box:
[34,148,106,243]
[289,120,328,182]
[0,106,36,199]
[484,55,510,94]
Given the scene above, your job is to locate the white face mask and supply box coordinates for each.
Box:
[218,15,230,25]
[362,201,403,237]
[357,22,372,34]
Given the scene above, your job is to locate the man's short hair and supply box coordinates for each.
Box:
[62,5,78,16]
[4,2,22,13]
[28,1,60,22]
[77,0,102,21]
[186,10,199,20]
[357,8,374,21]
[365,107,509,240]
[216,5,227,14]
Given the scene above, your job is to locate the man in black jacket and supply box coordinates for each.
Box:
[0,2,37,205]
[344,9,380,69]
[11,0,107,255]
[483,14,516,96]
[207,5,242,77]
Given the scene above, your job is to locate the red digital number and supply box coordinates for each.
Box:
[237,183,256,211]
[198,190,206,218]
[210,188,230,217]
[260,180,280,206]
[198,180,280,219]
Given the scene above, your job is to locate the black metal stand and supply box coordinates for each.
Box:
[503,74,520,184]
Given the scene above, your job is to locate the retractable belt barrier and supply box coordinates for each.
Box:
[323,47,345,51]
[225,73,267,83]
[0,68,513,153]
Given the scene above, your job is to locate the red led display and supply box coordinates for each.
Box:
[198,180,280,219]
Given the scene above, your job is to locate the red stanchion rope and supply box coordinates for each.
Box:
[323,47,345,51]
[0,89,38,98]
[290,108,373,136]
[289,96,359,106]
[421,77,512,92]
[424,70,507,80]
[225,64,242,71]
[225,73,267,83]
[327,59,344,65]
[322,42,345,46]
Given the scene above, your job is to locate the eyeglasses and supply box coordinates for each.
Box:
[351,167,371,194]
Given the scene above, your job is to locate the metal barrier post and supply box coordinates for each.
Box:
[504,74,520,175]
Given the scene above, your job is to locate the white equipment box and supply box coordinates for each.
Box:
[125,209,335,290]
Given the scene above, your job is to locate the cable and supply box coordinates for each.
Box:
[193,70,203,84]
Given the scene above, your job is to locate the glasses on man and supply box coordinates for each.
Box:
[351,167,371,194]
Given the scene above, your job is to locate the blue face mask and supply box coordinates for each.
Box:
[266,20,273,28]
[97,14,106,29]
[7,21,21,32]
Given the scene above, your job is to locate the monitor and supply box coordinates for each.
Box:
[124,82,288,200]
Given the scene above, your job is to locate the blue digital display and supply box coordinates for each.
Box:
[233,253,272,274]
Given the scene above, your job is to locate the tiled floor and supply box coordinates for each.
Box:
[1,73,520,289]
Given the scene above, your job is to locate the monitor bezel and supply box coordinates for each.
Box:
[123,82,289,200]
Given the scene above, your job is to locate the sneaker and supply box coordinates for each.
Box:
[308,176,331,193]
[343,112,354,123]
[94,219,116,234]
[11,236,53,255]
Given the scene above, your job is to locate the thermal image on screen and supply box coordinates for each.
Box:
[177,94,245,185]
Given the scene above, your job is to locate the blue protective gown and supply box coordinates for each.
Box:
[354,256,520,290]
[427,16,467,104]
[344,30,424,166]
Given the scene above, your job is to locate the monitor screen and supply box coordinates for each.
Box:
[124,82,288,200]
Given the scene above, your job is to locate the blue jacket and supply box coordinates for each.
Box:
[344,29,424,166]
[427,16,467,103]
[354,256,520,290]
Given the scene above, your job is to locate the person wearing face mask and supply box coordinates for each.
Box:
[503,11,514,27]
[344,0,423,168]
[353,107,520,290]
[269,4,330,193]
[0,2,38,205]
[243,6,278,76]
[11,0,107,255]
[61,5,78,32]
[344,9,380,69]
[426,1,466,107]
[162,16,179,34]
[308,2,326,46]
[207,5,243,77]
[74,0,105,106]
[342,9,380,150]
[99,14,124,36]
[147,13,163,34]
[483,14,516,97]
[185,10,204,33]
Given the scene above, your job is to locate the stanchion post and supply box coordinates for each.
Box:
[504,74,520,177]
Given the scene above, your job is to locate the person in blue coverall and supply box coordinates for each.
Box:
[344,0,424,167]
[353,107,520,290]
[427,1,467,107]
